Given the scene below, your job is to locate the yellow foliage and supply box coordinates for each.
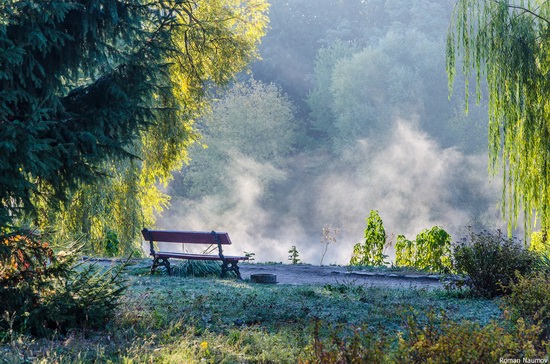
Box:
[530,231,550,253]
[33,0,269,256]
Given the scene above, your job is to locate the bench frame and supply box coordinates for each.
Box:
[141,228,248,279]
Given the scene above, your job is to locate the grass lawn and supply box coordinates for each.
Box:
[1,263,504,363]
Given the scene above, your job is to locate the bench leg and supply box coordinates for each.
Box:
[221,260,242,280]
[221,260,228,278]
[151,257,160,274]
[165,258,172,276]
[233,263,242,280]
[151,257,171,276]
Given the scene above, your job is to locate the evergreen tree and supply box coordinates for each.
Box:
[0,1,267,247]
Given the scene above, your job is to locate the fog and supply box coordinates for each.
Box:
[156,0,509,264]
[158,120,503,264]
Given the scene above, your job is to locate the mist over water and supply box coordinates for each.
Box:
[155,0,511,264]
[157,119,503,265]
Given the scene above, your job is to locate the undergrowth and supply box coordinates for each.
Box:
[0,263,514,363]
[3,258,547,362]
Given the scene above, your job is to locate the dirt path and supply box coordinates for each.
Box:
[87,258,446,289]
[239,263,445,289]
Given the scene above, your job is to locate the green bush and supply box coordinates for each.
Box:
[395,226,452,273]
[453,229,535,297]
[533,251,550,273]
[104,230,120,257]
[0,229,127,337]
[505,272,550,337]
[350,210,388,266]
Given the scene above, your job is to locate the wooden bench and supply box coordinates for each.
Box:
[141,228,249,279]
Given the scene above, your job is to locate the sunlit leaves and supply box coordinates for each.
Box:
[350,210,388,266]
[447,0,550,235]
[2,0,269,253]
[396,226,452,273]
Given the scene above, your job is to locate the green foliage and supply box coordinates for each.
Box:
[447,0,550,235]
[307,41,358,140]
[301,309,547,363]
[103,230,120,258]
[414,227,451,273]
[533,251,550,274]
[395,227,452,273]
[395,234,415,268]
[505,272,550,337]
[350,210,388,266]
[38,159,155,257]
[172,79,297,201]
[306,14,472,156]
[1,0,268,249]
[0,229,126,337]
[453,229,536,298]
[288,246,300,265]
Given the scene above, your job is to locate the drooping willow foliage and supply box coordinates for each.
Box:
[447,0,550,236]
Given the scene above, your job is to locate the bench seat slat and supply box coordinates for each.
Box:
[155,251,248,261]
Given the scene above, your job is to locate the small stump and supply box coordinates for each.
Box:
[250,273,277,284]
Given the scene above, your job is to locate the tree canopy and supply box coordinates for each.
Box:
[447,0,550,235]
[0,0,268,250]
[171,79,296,202]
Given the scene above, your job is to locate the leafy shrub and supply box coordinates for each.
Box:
[394,311,546,362]
[505,272,550,336]
[395,234,415,268]
[350,210,388,266]
[0,229,127,337]
[453,229,535,297]
[530,231,550,272]
[395,226,452,273]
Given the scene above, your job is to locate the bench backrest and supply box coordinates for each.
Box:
[142,228,233,257]
[142,229,232,245]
